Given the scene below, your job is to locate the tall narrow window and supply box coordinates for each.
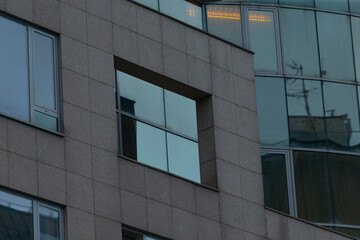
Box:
[0,15,60,132]
[116,70,200,183]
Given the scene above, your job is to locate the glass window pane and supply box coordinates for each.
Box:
[349,0,360,14]
[261,153,289,214]
[280,9,320,77]
[167,133,200,183]
[351,17,360,82]
[329,154,360,226]
[0,190,33,240]
[279,0,314,7]
[323,82,360,151]
[133,0,159,10]
[159,0,203,29]
[293,151,332,223]
[33,31,56,110]
[34,111,58,132]
[255,77,289,146]
[248,10,278,71]
[0,16,30,122]
[243,0,278,3]
[118,71,165,126]
[39,206,60,240]
[206,5,242,46]
[286,79,325,149]
[164,90,197,139]
[334,227,360,239]
[122,116,168,171]
[317,12,355,81]
[315,0,349,12]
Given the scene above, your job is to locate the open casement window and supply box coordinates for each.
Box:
[0,15,60,132]
[0,189,64,240]
[116,70,201,183]
[244,7,282,74]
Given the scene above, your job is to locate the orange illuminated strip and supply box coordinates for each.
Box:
[249,14,272,22]
[187,8,196,16]
[207,10,272,22]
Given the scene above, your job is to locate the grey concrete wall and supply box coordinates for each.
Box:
[0,0,354,240]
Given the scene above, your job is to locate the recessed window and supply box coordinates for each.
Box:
[0,189,63,240]
[0,15,60,132]
[123,228,162,240]
[116,70,200,183]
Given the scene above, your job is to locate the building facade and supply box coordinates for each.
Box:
[0,0,358,240]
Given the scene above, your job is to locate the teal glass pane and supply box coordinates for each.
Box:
[315,0,348,12]
[133,0,159,10]
[118,70,165,127]
[261,153,289,214]
[206,5,243,46]
[349,0,360,14]
[317,12,355,81]
[159,0,203,29]
[293,151,332,223]
[280,9,320,77]
[0,190,33,239]
[243,0,278,3]
[351,17,360,82]
[34,111,58,132]
[164,90,197,139]
[167,133,200,183]
[39,206,60,240]
[286,79,325,149]
[248,10,278,71]
[323,82,360,151]
[279,0,314,7]
[33,31,56,110]
[256,77,289,146]
[0,16,29,122]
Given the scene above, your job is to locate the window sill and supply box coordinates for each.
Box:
[118,154,219,192]
[0,113,64,137]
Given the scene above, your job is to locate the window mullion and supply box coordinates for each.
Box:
[33,200,40,240]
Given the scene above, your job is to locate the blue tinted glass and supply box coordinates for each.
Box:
[349,0,360,14]
[279,0,314,7]
[256,77,289,146]
[34,111,58,132]
[206,5,242,46]
[164,90,197,139]
[33,31,56,110]
[248,10,278,71]
[280,9,320,77]
[286,79,325,149]
[323,82,360,151]
[133,0,159,10]
[159,0,203,29]
[317,12,355,81]
[118,71,165,126]
[315,0,348,12]
[243,0,278,3]
[167,133,200,182]
[0,16,29,122]
[39,206,60,240]
[351,17,360,82]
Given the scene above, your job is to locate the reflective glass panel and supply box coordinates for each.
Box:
[39,206,60,240]
[159,0,203,29]
[286,79,325,149]
[167,133,200,183]
[248,10,278,71]
[0,190,33,240]
[0,16,30,122]
[206,5,243,46]
[334,227,360,238]
[280,9,320,77]
[33,31,56,110]
[133,0,159,10]
[351,17,360,82]
[329,154,360,225]
[164,90,197,139]
[243,0,278,3]
[256,77,289,146]
[323,82,360,151]
[279,0,314,7]
[315,0,348,12]
[261,153,289,214]
[34,111,58,132]
[349,0,360,14]
[317,12,355,81]
[118,71,165,126]
[122,229,143,240]
[293,151,332,223]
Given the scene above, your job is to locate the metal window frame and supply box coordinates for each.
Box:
[243,6,283,74]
